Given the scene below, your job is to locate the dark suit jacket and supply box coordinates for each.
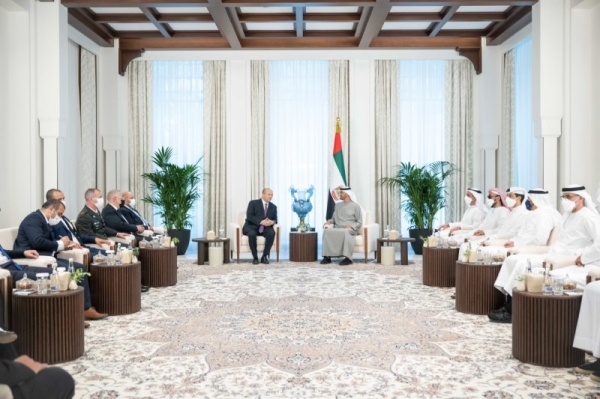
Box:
[119,206,150,228]
[13,210,58,256]
[51,216,97,245]
[76,206,118,239]
[0,359,36,387]
[243,199,278,234]
[102,205,139,234]
[0,246,25,272]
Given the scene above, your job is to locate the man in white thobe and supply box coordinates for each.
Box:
[320,187,362,266]
[489,185,600,323]
[438,188,487,237]
[572,280,600,381]
[452,188,511,244]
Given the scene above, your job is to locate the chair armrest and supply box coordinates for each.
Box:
[362,223,380,251]
[152,227,165,235]
[508,245,550,255]
[57,249,90,267]
[13,256,56,268]
[140,230,154,237]
[543,254,577,270]
[228,223,241,249]
[483,239,509,247]
[110,235,135,246]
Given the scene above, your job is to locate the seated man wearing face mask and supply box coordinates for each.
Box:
[76,188,132,244]
[438,188,487,237]
[102,190,146,244]
[119,191,165,236]
[488,185,600,323]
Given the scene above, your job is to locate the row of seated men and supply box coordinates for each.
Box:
[0,188,161,329]
[440,184,600,382]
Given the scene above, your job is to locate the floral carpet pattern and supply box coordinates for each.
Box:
[61,259,600,398]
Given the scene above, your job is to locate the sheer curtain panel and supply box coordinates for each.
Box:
[498,50,515,191]
[250,61,270,196]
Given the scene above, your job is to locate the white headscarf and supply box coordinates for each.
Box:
[339,187,359,204]
[562,184,599,215]
[467,187,488,214]
[508,187,528,205]
[527,189,553,208]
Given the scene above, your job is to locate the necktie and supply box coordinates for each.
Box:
[0,245,22,271]
[259,203,268,233]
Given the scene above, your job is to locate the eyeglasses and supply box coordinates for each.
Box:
[561,194,579,200]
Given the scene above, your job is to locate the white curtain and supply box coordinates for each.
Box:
[398,60,447,234]
[445,59,474,223]
[374,60,399,234]
[128,61,154,221]
[268,60,329,251]
[203,61,227,235]
[152,61,204,242]
[250,61,269,196]
[80,48,97,197]
[513,37,537,189]
[498,50,515,191]
[329,60,350,182]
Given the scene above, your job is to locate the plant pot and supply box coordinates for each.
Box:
[168,229,191,255]
[408,229,432,255]
[516,280,526,292]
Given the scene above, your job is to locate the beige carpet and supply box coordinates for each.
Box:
[61,259,600,398]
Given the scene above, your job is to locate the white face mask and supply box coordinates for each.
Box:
[486,197,495,208]
[48,215,61,226]
[129,199,136,208]
[95,197,104,209]
[61,200,66,206]
[464,196,472,206]
[506,197,516,208]
[561,198,576,213]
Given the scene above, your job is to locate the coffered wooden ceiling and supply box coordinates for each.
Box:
[60,0,538,75]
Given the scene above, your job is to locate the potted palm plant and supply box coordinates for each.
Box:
[379,161,457,254]
[142,147,204,255]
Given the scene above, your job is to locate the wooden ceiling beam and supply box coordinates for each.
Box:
[67,8,114,47]
[295,7,305,38]
[354,6,370,38]
[378,29,483,37]
[452,12,505,21]
[223,0,374,5]
[427,5,458,37]
[238,13,295,23]
[227,7,247,38]
[241,37,359,48]
[206,0,241,48]
[120,37,230,49]
[486,5,531,45]
[388,0,535,4]
[140,7,173,38]
[370,35,480,48]
[114,30,221,38]
[386,12,505,22]
[94,13,213,23]
[62,0,209,6]
[245,30,297,38]
[358,0,391,48]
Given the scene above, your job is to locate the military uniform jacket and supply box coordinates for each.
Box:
[76,206,118,239]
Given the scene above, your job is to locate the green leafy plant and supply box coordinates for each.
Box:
[379,161,458,230]
[132,247,139,257]
[172,237,180,245]
[71,268,91,283]
[142,147,205,231]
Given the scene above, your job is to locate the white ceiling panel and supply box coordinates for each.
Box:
[241,7,294,14]
[390,6,444,13]
[245,22,295,31]
[305,22,354,31]
[108,23,158,31]
[381,21,431,30]
[305,7,359,13]
[442,21,492,30]
[458,6,510,12]
[169,22,218,31]
[91,7,143,14]
[155,7,209,14]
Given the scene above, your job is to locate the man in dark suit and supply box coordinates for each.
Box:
[119,191,165,235]
[76,188,130,242]
[52,202,110,257]
[102,189,145,243]
[243,188,278,265]
[11,200,107,320]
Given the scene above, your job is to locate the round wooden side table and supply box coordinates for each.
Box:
[512,290,584,367]
[289,232,318,262]
[12,288,84,364]
[422,247,459,287]
[90,262,141,315]
[455,261,504,315]
[139,246,178,287]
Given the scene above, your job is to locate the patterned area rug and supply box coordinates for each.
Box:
[62,259,600,398]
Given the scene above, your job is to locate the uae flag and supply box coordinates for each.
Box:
[326,118,347,220]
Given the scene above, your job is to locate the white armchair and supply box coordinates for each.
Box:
[353,210,380,263]
[507,225,562,256]
[229,211,280,263]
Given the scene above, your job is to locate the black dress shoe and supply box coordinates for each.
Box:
[575,359,600,375]
[252,258,259,265]
[320,257,332,264]
[339,257,353,266]
[488,310,512,323]
[261,256,269,264]
[141,285,150,293]
[0,328,17,344]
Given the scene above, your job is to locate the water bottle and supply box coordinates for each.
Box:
[476,246,484,264]
[384,225,390,239]
[526,259,532,274]
[50,263,59,293]
[68,258,74,274]
[543,270,553,295]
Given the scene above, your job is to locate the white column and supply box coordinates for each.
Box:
[35,1,68,192]
[532,0,564,203]
[103,135,122,191]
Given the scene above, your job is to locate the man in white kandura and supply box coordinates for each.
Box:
[437,188,487,237]
[451,188,511,243]
[320,187,362,266]
[573,280,600,382]
[488,185,600,324]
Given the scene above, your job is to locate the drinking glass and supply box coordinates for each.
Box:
[219,226,225,238]
[552,276,565,296]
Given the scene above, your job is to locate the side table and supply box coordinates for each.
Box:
[455,261,504,315]
[12,288,84,364]
[422,247,459,287]
[0,275,12,330]
[376,238,415,266]
[90,262,142,315]
[192,237,230,265]
[139,246,178,287]
[512,290,584,367]
[290,232,318,262]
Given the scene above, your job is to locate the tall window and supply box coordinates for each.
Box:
[268,60,329,252]
[512,37,536,188]
[398,60,446,235]
[152,61,204,243]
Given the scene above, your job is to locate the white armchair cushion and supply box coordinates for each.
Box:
[141,230,155,237]
[15,255,56,268]
[229,211,280,263]
[352,210,380,262]
[110,235,136,246]
[543,254,577,270]
[57,248,90,266]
